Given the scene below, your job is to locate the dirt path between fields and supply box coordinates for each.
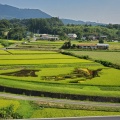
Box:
[0,92,120,108]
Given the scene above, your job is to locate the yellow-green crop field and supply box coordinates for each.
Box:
[0,46,120,119]
[71,51,120,65]
[0,44,3,48]
[1,98,120,119]
[31,108,120,118]
[0,49,120,98]
[8,50,57,54]
[0,58,92,65]
[0,99,20,112]
[0,50,9,55]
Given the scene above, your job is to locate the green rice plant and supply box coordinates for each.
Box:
[81,68,120,86]
[0,99,20,112]
[38,67,74,76]
[0,50,9,55]
[0,78,120,97]
[108,42,120,50]
[0,44,3,48]
[31,40,64,45]
[31,108,120,118]
[71,51,120,65]
[0,49,119,99]
[16,101,35,118]
[0,58,93,65]
[0,69,20,74]
[0,54,76,60]
[8,50,58,54]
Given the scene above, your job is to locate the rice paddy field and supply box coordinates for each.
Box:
[108,42,120,50]
[1,98,120,119]
[70,51,120,65]
[0,49,120,98]
[0,44,3,48]
[9,40,65,50]
[31,108,120,118]
[0,40,120,119]
[0,98,20,111]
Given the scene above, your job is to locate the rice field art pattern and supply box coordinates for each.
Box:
[0,50,120,99]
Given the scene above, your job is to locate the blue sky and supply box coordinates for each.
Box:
[0,0,120,24]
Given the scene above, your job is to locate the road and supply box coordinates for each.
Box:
[0,93,120,120]
[0,93,120,108]
[26,116,120,120]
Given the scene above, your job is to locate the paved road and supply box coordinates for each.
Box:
[0,93,120,108]
[31,116,120,120]
[1,93,120,120]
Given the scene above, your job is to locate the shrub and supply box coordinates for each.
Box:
[95,60,120,69]
[0,40,9,47]
[60,51,90,60]
[0,105,23,119]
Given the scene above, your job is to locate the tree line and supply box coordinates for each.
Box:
[0,17,120,41]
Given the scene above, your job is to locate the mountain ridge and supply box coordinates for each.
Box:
[0,4,105,25]
[0,4,51,19]
[61,18,105,25]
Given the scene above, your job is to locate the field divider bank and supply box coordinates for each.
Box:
[60,50,120,69]
[0,85,120,103]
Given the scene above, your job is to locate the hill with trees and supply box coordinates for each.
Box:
[0,4,106,26]
[61,18,105,26]
[0,18,120,41]
[0,4,51,19]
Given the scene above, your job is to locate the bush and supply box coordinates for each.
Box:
[0,105,23,119]
[60,51,90,60]
[95,60,120,70]
[0,40,9,47]
[60,51,120,70]
[61,41,71,49]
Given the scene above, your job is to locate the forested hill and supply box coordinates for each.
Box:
[0,18,120,41]
[0,4,104,25]
[61,19,105,26]
[0,4,51,19]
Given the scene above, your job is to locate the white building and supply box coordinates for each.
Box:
[77,43,109,50]
[97,43,109,49]
[68,33,77,39]
[39,34,59,40]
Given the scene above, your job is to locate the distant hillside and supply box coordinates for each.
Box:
[0,4,105,25]
[61,19,105,26]
[0,4,51,19]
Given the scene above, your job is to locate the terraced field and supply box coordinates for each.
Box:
[71,51,120,65]
[0,40,120,119]
[1,98,120,119]
[0,49,120,99]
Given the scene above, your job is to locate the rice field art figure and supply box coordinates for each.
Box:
[73,68,103,79]
[86,68,103,78]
